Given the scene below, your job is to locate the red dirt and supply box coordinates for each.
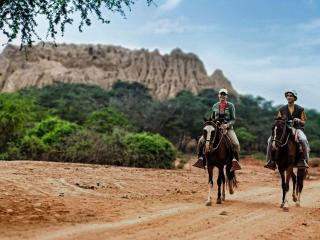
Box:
[0,159,319,240]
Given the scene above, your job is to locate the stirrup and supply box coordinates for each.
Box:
[264,161,276,171]
[230,159,241,172]
[193,157,206,169]
[296,160,309,169]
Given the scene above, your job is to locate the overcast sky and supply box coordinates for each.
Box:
[1,0,319,110]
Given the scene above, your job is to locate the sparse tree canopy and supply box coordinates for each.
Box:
[0,0,154,48]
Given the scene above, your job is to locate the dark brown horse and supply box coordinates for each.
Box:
[271,118,306,211]
[202,117,237,206]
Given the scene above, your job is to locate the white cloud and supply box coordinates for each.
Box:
[159,0,183,11]
[139,18,218,34]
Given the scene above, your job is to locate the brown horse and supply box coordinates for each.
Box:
[202,117,237,206]
[271,118,306,211]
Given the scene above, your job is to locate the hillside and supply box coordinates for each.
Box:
[0,43,237,99]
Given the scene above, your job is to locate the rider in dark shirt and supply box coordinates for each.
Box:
[264,90,309,170]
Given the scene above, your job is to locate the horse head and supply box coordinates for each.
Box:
[202,117,221,154]
[272,117,292,149]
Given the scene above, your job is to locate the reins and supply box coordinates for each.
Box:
[272,121,292,148]
[204,121,225,152]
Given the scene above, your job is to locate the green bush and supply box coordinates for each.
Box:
[125,132,177,169]
[310,139,320,156]
[55,129,129,165]
[21,117,79,159]
[52,129,113,164]
[85,107,131,133]
[0,93,46,152]
[236,127,256,154]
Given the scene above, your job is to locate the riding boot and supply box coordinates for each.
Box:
[264,138,277,170]
[264,160,277,170]
[231,151,241,171]
[193,141,206,169]
[296,152,309,169]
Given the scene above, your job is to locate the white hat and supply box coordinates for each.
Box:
[219,88,228,95]
[285,90,298,100]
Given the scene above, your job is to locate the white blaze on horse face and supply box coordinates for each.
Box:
[204,125,215,151]
[273,126,277,141]
[272,126,278,149]
[204,125,215,141]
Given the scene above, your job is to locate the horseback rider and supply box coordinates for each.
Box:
[264,90,310,170]
[196,88,241,171]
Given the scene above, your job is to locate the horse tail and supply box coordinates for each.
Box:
[226,164,238,189]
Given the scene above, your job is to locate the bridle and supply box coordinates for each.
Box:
[272,120,292,148]
[203,121,224,152]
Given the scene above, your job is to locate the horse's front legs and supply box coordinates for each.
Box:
[221,169,226,201]
[280,170,288,209]
[206,165,214,206]
[280,168,292,211]
[216,168,224,204]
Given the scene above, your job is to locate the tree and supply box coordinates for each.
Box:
[85,107,131,133]
[0,93,46,151]
[20,83,110,124]
[0,0,154,48]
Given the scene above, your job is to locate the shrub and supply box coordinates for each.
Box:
[310,139,320,156]
[85,107,131,133]
[0,93,46,152]
[56,129,129,165]
[21,117,79,159]
[125,132,177,169]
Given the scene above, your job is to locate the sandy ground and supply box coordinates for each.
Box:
[0,159,319,240]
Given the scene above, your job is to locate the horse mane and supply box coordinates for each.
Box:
[273,116,286,128]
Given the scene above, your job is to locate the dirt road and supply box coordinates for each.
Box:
[0,160,319,240]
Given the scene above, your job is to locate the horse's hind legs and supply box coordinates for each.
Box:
[296,169,305,207]
[216,169,223,204]
[221,171,226,201]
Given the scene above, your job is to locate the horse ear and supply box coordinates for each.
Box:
[203,117,208,122]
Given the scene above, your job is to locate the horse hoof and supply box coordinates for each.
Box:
[292,195,297,202]
[283,206,289,212]
[296,202,300,207]
[205,201,212,206]
[280,203,284,208]
[216,199,222,204]
[221,196,225,201]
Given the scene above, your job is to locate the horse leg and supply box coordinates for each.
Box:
[291,171,297,202]
[221,168,226,201]
[226,164,234,194]
[280,170,286,208]
[283,167,293,211]
[206,165,214,206]
[296,169,305,207]
[216,168,223,204]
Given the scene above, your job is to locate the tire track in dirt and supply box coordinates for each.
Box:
[33,181,320,240]
[0,176,51,196]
